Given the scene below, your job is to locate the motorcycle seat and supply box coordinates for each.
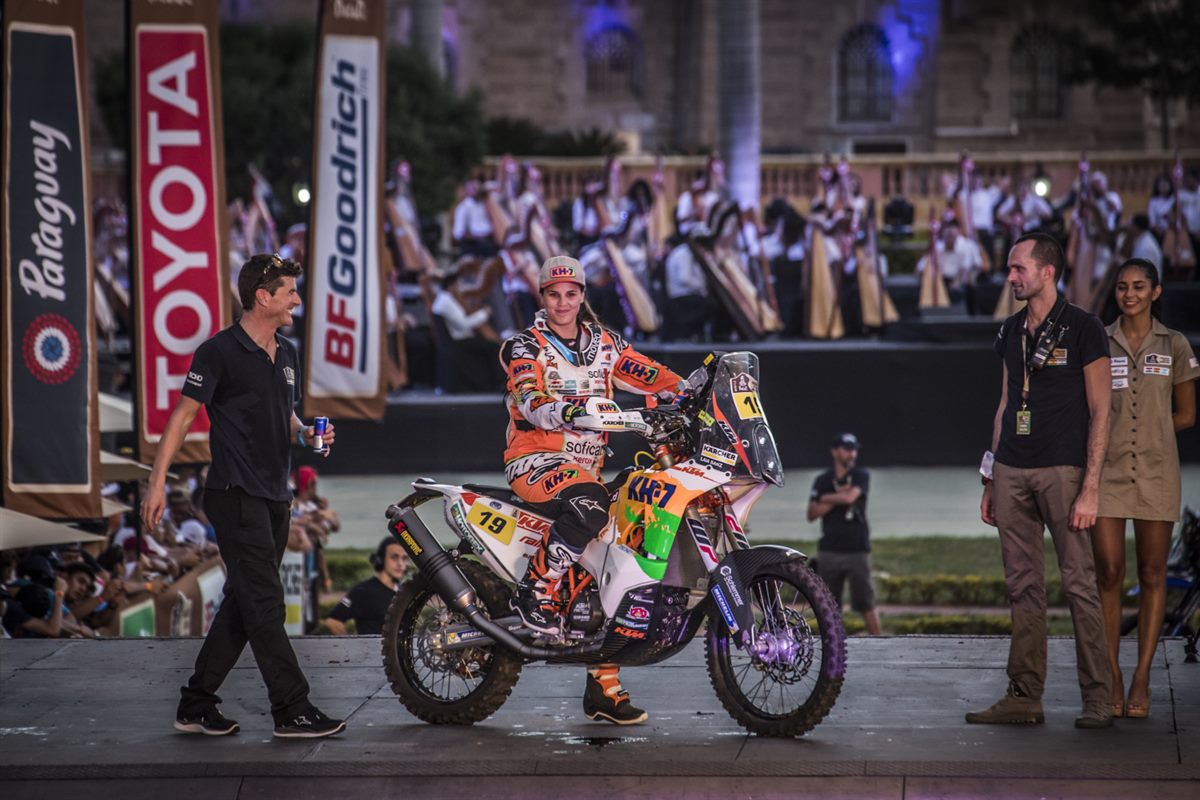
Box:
[462,469,633,519]
[461,484,558,518]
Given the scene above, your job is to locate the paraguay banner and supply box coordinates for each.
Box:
[130,0,230,464]
[304,0,387,421]
[1,0,100,518]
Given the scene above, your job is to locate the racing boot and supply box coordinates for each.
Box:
[583,665,648,725]
[512,532,583,635]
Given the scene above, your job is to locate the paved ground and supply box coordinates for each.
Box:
[2,635,1197,798]
[319,466,1200,549]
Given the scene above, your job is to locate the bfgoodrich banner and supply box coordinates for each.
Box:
[304,0,387,421]
[1,0,99,518]
[130,0,229,464]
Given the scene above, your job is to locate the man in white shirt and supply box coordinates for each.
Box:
[997,184,1054,235]
[663,241,710,341]
[429,266,502,392]
[452,180,496,258]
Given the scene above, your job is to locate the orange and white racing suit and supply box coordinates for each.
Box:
[500,311,682,509]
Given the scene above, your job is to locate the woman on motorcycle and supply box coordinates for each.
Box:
[500,255,684,725]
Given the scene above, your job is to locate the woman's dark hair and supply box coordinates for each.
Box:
[1115,257,1162,318]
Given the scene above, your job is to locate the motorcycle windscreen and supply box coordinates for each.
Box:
[694,352,784,486]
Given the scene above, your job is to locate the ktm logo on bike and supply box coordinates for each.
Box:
[517,511,551,537]
[541,468,579,493]
[616,357,658,384]
[627,475,677,508]
[613,626,646,640]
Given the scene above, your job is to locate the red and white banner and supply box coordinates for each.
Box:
[303,0,388,421]
[130,0,229,463]
[1,0,100,518]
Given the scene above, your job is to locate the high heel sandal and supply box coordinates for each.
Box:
[1125,694,1150,719]
[1111,699,1126,718]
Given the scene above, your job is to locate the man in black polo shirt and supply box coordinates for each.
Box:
[142,253,345,739]
[807,433,881,635]
[968,233,1113,730]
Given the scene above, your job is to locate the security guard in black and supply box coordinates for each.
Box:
[994,297,1109,469]
[181,324,301,501]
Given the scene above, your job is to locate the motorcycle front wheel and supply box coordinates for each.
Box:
[381,558,523,724]
[705,559,846,736]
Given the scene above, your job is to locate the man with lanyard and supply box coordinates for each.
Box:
[970,233,1114,729]
[143,254,346,739]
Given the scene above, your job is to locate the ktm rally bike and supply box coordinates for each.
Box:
[380,351,846,736]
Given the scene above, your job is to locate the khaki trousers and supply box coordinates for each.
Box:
[993,463,1112,707]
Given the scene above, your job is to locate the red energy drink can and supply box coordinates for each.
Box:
[312,416,329,454]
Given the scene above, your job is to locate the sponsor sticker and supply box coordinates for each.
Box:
[616,357,658,384]
[719,565,743,606]
[541,468,579,493]
[711,586,738,633]
[516,511,551,537]
[697,410,715,426]
[1110,356,1128,366]
[1112,377,1128,390]
[701,444,737,465]
[1110,366,1127,377]
[729,373,757,393]
[615,615,649,630]
[613,625,646,640]
[1190,357,1198,369]
[1144,365,1170,377]
[625,605,651,620]
[1046,348,1068,367]
[1145,353,1172,366]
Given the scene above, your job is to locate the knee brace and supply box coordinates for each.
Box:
[553,481,611,549]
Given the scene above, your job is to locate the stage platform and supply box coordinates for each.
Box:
[1,635,1197,799]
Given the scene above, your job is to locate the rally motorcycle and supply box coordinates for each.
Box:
[380,351,846,736]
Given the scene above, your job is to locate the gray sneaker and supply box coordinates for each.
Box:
[1074,705,1114,729]
[965,683,1044,725]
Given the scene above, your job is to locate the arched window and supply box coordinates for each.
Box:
[1011,25,1065,120]
[838,24,894,123]
[585,25,641,100]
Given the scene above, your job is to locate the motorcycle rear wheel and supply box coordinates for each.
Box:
[381,558,523,724]
[705,559,846,736]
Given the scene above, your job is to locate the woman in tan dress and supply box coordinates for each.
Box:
[1094,258,1199,719]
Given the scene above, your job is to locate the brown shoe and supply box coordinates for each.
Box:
[1075,704,1114,729]
[965,683,1044,725]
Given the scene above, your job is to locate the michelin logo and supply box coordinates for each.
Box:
[712,586,739,633]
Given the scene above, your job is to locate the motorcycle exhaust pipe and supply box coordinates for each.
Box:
[387,505,476,613]
[386,504,605,660]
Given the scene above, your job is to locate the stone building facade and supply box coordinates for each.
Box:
[87,0,1195,156]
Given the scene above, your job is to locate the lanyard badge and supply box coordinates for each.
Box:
[1017,298,1069,437]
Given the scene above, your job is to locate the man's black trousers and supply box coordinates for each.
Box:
[179,487,310,724]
